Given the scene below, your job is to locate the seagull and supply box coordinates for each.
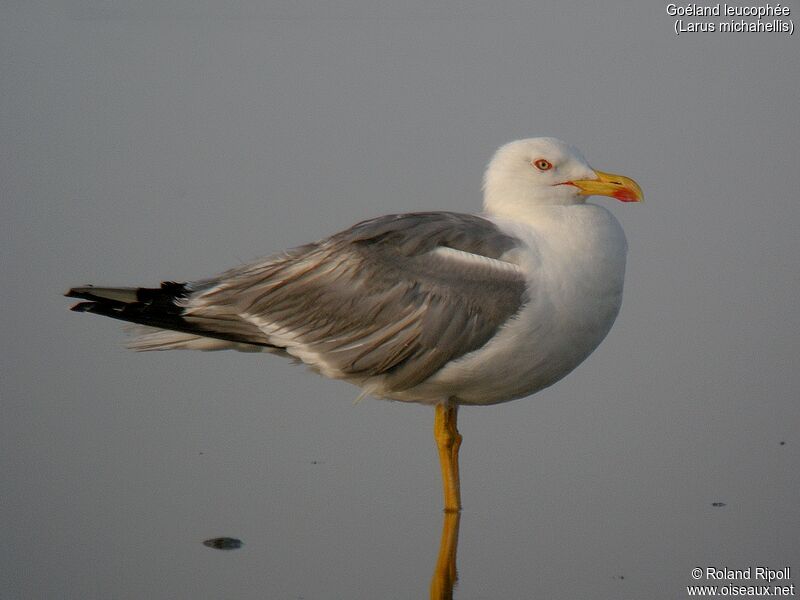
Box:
[66,137,643,512]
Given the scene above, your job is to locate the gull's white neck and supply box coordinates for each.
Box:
[483,180,582,222]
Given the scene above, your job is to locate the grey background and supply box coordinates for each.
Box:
[2,1,798,598]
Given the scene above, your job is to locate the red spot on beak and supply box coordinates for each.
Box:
[613,188,640,202]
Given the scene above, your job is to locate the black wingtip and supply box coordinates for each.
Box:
[65,280,273,349]
[64,287,87,299]
[65,281,191,329]
[66,286,125,302]
[70,301,96,313]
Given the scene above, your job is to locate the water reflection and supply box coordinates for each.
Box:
[429,511,461,600]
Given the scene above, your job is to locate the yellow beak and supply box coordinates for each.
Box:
[570,169,644,203]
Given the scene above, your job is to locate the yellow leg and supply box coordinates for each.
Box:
[434,403,462,513]
[429,510,461,600]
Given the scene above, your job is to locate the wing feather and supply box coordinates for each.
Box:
[177,212,528,393]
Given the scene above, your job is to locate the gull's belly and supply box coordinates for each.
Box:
[403,262,624,405]
[435,282,623,405]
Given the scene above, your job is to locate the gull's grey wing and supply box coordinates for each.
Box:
[183,212,528,392]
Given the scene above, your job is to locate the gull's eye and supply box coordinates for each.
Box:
[532,158,553,171]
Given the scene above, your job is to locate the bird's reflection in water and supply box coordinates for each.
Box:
[429,511,461,600]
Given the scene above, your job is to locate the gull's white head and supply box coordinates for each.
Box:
[483,137,643,218]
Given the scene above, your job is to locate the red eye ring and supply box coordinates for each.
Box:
[533,158,553,171]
